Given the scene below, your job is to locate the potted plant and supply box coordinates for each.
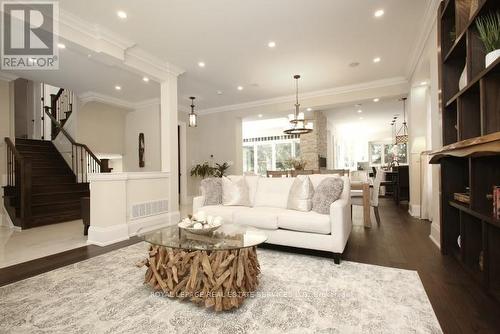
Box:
[287,158,307,170]
[190,161,232,178]
[476,11,500,68]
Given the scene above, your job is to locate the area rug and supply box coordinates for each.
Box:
[0,243,442,333]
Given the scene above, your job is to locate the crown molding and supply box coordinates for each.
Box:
[405,0,441,80]
[79,92,160,110]
[0,71,18,82]
[57,9,185,80]
[191,77,408,115]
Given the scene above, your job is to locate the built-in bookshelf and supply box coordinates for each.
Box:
[433,0,500,303]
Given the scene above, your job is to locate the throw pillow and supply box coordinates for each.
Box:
[312,177,344,214]
[200,178,222,206]
[222,176,250,206]
[287,175,314,212]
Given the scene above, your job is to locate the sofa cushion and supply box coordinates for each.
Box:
[200,178,222,205]
[308,174,340,190]
[244,175,260,207]
[277,210,331,234]
[233,207,287,230]
[222,176,250,206]
[287,175,314,212]
[254,177,295,209]
[312,177,344,214]
[197,205,250,223]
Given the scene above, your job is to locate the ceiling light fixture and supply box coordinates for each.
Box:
[373,98,380,102]
[357,109,363,113]
[395,97,409,144]
[420,81,428,86]
[216,90,223,95]
[143,77,149,82]
[117,11,127,19]
[115,86,121,90]
[268,41,276,48]
[197,61,205,68]
[258,114,263,118]
[374,9,385,17]
[57,43,66,49]
[306,107,313,112]
[237,86,244,91]
[189,97,197,127]
[373,57,381,63]
[359,117,364,120]
[284,75,313,135]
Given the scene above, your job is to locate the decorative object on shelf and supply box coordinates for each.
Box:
[476,11,500,68]
[457,235,461,248]
[284,75,313,135]
[479,250,484,272]
[469,0,479,19]
[139,133,145,168]
[188,96,197,127]
[454,192,471,204]
[190,161,233,178]
[459,63,468,90]
[178,212,223,235]
[395,97,408,144]
[287,158,307,170]
[494,186,500,219]
[449,27,456,43]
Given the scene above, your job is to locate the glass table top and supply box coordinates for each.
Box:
[138,223,268,251]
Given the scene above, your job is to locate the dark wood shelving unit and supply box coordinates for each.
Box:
[433,0,500,304]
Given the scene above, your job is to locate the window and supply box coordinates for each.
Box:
[369,141,408,166]
[242,136,300,175]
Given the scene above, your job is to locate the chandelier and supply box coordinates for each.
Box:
[395,97,408,144]
[284,75,313,135]
[188,96,197,127]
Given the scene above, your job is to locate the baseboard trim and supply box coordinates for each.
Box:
[87,211,181,247]
[429,224,441,249]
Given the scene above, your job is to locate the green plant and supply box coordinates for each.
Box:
[190,161,232,178]
[476,12,500,53]
[287,158,307,170]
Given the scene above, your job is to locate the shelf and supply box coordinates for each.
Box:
[446,56,500,107]
[449,200,500,228]
[429,132,500,162]
[443,33,466,63]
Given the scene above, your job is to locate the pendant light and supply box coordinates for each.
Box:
[284,75,313,135]
[188,96,197,127]
[395,97,408,144]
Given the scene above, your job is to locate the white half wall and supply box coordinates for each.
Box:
[87,172,180,246]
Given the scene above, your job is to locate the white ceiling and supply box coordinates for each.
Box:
[54,0,431,109]
[325,97,406,141]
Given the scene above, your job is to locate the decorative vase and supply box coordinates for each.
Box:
[485,49,500,68]
[459,64,467,90]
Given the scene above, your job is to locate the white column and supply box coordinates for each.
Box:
[160,74,179,213]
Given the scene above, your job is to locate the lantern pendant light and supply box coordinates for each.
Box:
[189,96,197,127]
[284,75,313,135]
[395,97,409,144]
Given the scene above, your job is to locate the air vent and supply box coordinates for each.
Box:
[130,199,168,220]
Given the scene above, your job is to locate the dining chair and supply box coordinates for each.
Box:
[290,170,314,177]
[352,167,383,225]
[319,169,347,176]
[266,170,289,178]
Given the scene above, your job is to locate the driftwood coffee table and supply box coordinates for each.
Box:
[138,224,267,311]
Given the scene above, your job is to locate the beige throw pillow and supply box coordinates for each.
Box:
[287,175,314,212]
[222,176,250,206]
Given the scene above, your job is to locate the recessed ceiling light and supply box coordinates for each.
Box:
[115,85,121,90]
[57,43,66,49]
[117,11,127,19]
[359,117,364,120]
[197,61,205,68]
[268,41,276,48]
[306,107,313,112]
[216,90,223,95]
[87,54,92,58]
[258,114,263,118]
[374,9,385,18]
[357,109,363,113]
[143,77,149,82]
[373,57,381,63]
[237,86,244,91]
[420,81,428,86]
[373,98,380,102]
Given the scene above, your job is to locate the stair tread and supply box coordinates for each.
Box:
[33,190,89,197]
[32,198,84,207]
[32,209,81,218]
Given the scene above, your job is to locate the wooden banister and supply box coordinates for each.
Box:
[43,108,103,182]
[4,137,32,226]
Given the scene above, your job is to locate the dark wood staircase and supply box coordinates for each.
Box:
[3,138,90,228]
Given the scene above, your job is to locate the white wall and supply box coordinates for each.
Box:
[0,80,14,226]
[78,101,127,155]
[124,104,161,172]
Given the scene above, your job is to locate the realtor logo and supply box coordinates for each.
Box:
[1,1,59,69]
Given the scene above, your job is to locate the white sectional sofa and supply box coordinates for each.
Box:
[193,174,352,263]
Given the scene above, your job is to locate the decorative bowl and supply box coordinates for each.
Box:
[178,220,222,235]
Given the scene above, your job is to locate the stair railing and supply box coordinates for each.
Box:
[40,85,74,140]
[43,108,102,183]
[4,137,31,224]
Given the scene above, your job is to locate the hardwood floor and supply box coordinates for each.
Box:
[1,199,499,333]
